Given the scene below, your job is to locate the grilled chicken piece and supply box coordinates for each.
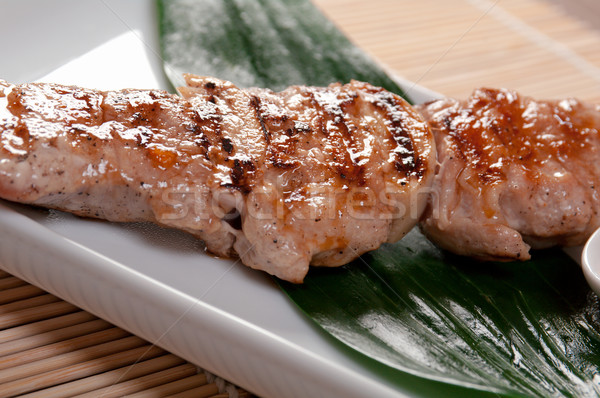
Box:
[417,88,600,261]
[0,75,435,282]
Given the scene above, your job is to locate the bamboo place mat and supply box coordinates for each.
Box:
[0,269,251,397]
[314,0,600,103]
[0,0,598,397]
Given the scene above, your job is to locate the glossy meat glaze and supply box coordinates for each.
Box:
[418,88,600,261]
[0,76,435,282]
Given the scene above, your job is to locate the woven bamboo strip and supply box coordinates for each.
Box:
[0,284,45,305]
[124,374,217,398]
[0,285,45,305]
[0,276,27,291]
[187,389,252,398]
[0,335,148,384]
[0,345,166,396]
[163,382,222,398]
[22,356,191,398]
[74,363,201,398]
[0,276,250,397]
[0,301,79,329]
[0,294,60,313]
[0,319,112,357]
[0,312,98,344]
[197,393,231,398]
[0,327,130,371]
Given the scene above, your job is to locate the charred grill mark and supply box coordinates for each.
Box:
[268,124,300,170]
[442,115,454,131]
[250,96,270,143]
[263,111,293,131]
[227,158,255,194]
[221,137,234,154]
[203,81,218,103]
[371,90,422,177]
[441,114,469,164]
[337,92,360,136]
[268,136,300,169]
[270,159,297,169]
[192,108,222,134]
[254,104,304,170]
[442,109,506,184]
[443,112,476,162]
[189,103,226,159]
[247,95,304,170]
[452,91,543,184]
[307,89,366,185]
[184,121,209,152]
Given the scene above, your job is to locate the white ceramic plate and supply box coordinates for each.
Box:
[582,228,600,297]
[0,1,445,397]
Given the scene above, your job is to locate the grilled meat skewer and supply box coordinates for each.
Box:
[417,88,600,261]
[0,76,435,282]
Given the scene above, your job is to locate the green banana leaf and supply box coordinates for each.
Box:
[157,0,600,396]
[281,230,600,397]
[158,0,406,95]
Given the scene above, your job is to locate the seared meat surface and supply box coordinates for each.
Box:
[0,75,435,282]
[417,88,600,261]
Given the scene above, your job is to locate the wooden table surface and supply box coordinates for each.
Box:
[0,1,598,397]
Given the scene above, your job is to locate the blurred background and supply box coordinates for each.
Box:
[2,0,597,103]
[313,0,600,103]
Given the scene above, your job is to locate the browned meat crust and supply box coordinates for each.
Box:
[0,75,435,282]
[418,88,600,261]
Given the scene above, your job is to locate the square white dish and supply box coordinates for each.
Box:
[0,1,445,397]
